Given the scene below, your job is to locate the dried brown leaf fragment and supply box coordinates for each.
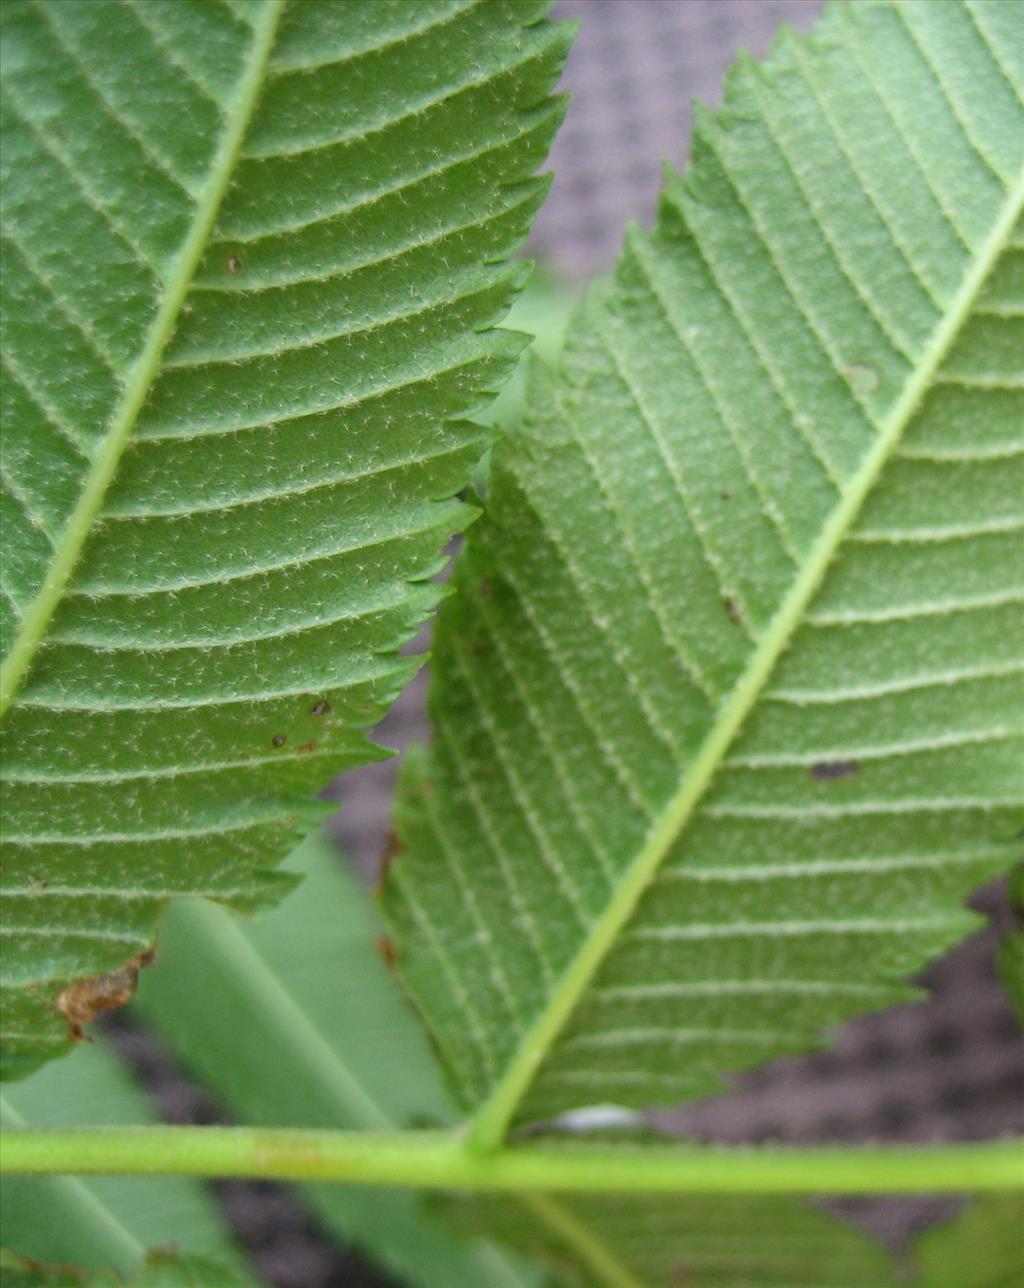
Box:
[56,948,156,1041]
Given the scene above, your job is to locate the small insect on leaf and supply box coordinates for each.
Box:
[56,948,155,1041]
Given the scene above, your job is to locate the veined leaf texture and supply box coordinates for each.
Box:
[0,0,569,1078]
[385,0,1024,1136]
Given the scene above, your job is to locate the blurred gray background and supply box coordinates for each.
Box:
[119,3,1024,1284]
[532,0,822,277]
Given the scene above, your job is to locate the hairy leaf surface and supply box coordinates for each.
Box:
[134,833,542,1288]
[0,0,569,1078]
[385,0,1024,1135]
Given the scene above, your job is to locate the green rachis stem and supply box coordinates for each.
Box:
[3,1127,1023,1194]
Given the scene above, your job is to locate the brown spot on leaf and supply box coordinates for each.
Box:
[225,253,242,275]
[4,1254,87,1282]
[57,948,155,1042]
[310,700,331,717]
[722,596,742,625]
[376,934,397,973]
[271,734,287,747]
[375,829,405,894]
[297,739,317,753]
[720,489,732,502]
[810,759,859,781]
[478,577,492,597]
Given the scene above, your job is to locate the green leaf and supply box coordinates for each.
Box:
[0,0,570,1078]
[481,269,576,431]
[133,832,543,1288]
[914,1194,1024,1287]
[451,1189,899,1288]
[0,1038,242,1275]
[0,1248,261,1288]
[383,0,1024,1139]
[0,1252,86,1288]
[454,1189,1024,1288]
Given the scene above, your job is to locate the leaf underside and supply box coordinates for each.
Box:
[0,0,569,1078]
[458,1188,1024,1288]
[135,832,989,1288]
[454,1190,900,1288]
[384,0,1024,1134]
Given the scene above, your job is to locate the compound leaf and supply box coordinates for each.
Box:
[384,0,1024,1135]
[0,0,569,1078]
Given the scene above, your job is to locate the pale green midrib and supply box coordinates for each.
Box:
[466,165,1024,1152]
[0,0,286,718]
[171,899,394,1131]
[516,1193,648,1288]
[0,1094,144,1271]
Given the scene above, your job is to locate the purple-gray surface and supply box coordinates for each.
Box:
[530,0,823,278]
